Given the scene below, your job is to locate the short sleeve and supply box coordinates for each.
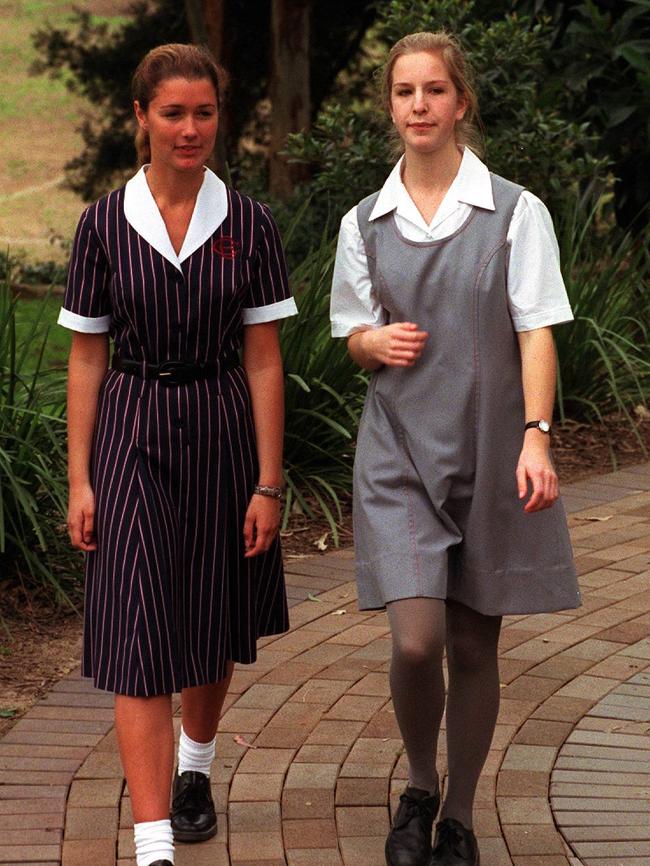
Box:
[330,207,387,338]
[242,204,297,324]
[506,192,574,332]
[58,206,112,333]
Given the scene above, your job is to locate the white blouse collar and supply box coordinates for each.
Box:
[123,166,228,271]
[369,146,495,222]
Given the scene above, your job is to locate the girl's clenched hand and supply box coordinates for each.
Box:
[360,322,428,367]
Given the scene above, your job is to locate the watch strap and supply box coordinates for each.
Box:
[525,420,551,434]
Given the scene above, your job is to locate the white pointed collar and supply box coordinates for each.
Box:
[123,166,228,271]
[369,146,495,222]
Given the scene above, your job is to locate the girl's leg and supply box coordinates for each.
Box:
[180,661,235,744]
[385,597,446,866]
[115,694,175,821]
[441,599,502,827]
[171,664,235,843]
[387,597,447,793]
[176,663,235,776]
[114,694,175,866]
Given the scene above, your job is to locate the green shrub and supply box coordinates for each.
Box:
[555,192,650,438]
[280,226,366,545]
[0,277,80,606]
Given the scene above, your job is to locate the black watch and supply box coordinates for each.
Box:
[525,419,551,434]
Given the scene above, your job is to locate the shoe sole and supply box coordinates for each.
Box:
[172,821,218,843]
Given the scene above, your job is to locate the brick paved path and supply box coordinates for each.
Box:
[1,464,649,866]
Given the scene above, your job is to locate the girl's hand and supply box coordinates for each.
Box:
[68,483,97,551]
[359,322,428,367]
[243,494,281,557]
[516,434,559,513]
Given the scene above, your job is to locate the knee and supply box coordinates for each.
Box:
[392,634,444,671]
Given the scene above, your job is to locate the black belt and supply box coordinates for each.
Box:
[112,355,237,385]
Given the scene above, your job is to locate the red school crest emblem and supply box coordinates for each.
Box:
[213,236,241,259]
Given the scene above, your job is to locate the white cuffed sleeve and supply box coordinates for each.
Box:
[242,296,298,324]
[57,307,111,333]
[242,204,297,323]
[506,192,574,332]
[59,205,112,333]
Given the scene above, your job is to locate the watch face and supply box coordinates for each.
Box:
[539,420,551,433]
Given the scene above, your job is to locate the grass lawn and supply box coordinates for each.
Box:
[15,293,70,371]
[0,1,132,264]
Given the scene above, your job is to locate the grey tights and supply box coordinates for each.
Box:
[387,597,502,828]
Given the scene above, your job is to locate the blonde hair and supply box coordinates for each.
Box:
[131,43,228,165]
[381,30,483,157]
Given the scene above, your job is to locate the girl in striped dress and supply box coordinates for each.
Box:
[60,44,297,866]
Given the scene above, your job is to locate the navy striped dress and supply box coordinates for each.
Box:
[59,167,297,696]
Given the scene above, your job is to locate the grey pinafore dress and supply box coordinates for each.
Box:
[353,173,580,616]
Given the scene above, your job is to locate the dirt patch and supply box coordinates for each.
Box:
[0,600,82,738]
[0,414,648,737]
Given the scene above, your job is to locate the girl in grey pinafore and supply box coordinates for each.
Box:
[353,174,579,615]
[330,30,580,866]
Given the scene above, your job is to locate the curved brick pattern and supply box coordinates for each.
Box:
[552,671,650,866]
[0,464,649,865]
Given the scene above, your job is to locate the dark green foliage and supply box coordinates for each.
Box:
[554,192,650,431]
[551,1,650,227]
[0,277,80,606]
[504,0,650,226]
[280,216,366,543]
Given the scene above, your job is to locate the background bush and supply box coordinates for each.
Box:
[280,227,366,544]
[0,277,80,605]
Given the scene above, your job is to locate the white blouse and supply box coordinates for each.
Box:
[330,147,573,337]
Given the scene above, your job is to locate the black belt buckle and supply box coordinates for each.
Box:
[156,361,196,386]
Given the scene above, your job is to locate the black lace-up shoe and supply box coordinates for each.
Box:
[170,770,218,842]
[385,785,440,866]
[430,818,480,865]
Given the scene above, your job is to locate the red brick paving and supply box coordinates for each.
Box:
[1,465,649,865]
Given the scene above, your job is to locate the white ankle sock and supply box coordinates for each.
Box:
[134,818,174,866]
[177,726,216,777]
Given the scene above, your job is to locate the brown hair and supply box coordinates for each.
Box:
[380,31,483,157]
[131,43,228,165]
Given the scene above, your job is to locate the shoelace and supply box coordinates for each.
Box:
[172,776,211,813]
[394,791,437,830]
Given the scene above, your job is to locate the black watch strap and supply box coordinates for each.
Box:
[525,419,551,434]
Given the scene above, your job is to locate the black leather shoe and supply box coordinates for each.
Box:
[148,862,174,865]
[385,785,440,866]
[431,818,480,865]
[170,770,218,842]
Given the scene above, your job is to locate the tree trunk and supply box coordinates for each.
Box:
[269,0,311,200]
[184,0,208,43]
[184,0,229,181]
